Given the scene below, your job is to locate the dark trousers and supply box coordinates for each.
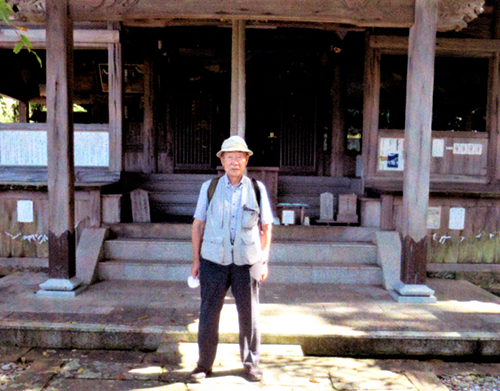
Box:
[197,257,261,371]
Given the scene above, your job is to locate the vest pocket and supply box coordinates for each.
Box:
[242,205,259,228]
[239,231,259,262]
[201,236,223,261]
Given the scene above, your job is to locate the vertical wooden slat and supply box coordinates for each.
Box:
[46,0,76,279]
[89,189,101,228]
[37,197,49,258]
[494,0,500,39]
[173,94,212,168]
[143,55,155,173]
[489,52,500,182]
[401,0,438,285]
[279,94,316,172]
[330,59,344,177]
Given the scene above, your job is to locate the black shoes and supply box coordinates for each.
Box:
[244,365,263,382]
[187,367,212,383]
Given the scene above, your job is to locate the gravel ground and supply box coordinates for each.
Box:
[0,362,30,390]
[440,374,500,391]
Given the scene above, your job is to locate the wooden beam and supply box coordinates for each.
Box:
[370,36,500,56]
[231,20,246,137]
[0,29,119,49]
[401,0,438,285]
[9,0,484,32]
[46,0,76,279]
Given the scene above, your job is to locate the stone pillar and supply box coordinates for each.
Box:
[392,0,438,303]
[39,0,83,297]
[230,20,246,137]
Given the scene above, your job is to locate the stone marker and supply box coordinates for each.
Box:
[320,192,334,221]
[131,189,151,223]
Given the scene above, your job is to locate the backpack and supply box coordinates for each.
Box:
[207,176,261,207]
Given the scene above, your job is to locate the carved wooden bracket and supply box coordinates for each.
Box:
[438,0,485,31]
[6,0,46,23]
[5,0,485,32]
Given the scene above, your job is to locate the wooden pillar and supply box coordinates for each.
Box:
[43,0,78,288]
[108,22,122,173]
[400,0,437,286]
[362,32,381,187]
[231,20,245,137]
[18,102,28,123]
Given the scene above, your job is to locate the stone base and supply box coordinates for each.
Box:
[390,281,437,304]
[37,277,86,298]
[335,214,359,224]
[389,290,437,303]
[36,285,88,298]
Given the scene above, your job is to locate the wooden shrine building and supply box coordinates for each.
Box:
[0,0,498,299]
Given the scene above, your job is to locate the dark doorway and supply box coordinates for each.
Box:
[157,27,231,172]
[245,28,334,174]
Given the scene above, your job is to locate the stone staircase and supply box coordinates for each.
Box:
[98,223,384,285]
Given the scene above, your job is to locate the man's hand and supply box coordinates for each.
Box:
[260,262,269,282]
[191,259,201,279]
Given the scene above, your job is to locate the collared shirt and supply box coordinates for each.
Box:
[194,174,274,237]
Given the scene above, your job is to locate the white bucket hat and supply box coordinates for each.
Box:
[216,136,253,158]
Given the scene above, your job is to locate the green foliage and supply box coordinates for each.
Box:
[0,0,42,66]
[0,0,13,24]
[0,96,19,123]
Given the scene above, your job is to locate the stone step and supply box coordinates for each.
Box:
[106,223,380,243]
[103,239,378,264]
[98,260,383,285]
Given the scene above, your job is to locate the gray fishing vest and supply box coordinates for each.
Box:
[201,176,262,265]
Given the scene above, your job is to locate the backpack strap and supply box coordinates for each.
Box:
[251,177,262,226]
[207,176,221,204]
[251,177,261,207]
[207,176,261,207]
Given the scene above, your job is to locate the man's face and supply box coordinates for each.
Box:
[220,151,249,181]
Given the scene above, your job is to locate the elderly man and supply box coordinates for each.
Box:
[189,135,274,383]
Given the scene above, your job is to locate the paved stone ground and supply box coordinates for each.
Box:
[2,343,500,390]
[2,272,500,357]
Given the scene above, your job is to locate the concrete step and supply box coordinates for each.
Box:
[98,260,190,281]
[98,260,383,285]
[100,223,382,285]
[106,223,380,242]
[271,242,377,264]
[103,239,377,264]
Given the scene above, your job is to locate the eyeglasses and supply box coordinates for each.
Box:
[222,153,248,162]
